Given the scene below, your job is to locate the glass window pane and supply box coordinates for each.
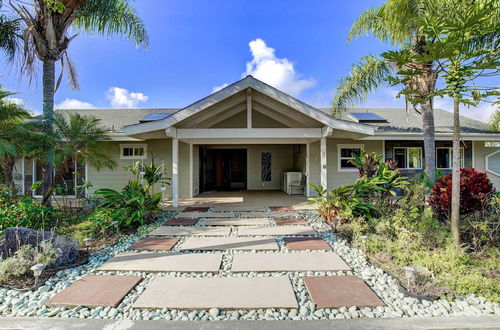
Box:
[341,148,361,158]
[340,159,356,168]
[408,148,422,168]
[394,148,406,168]
[437,148,450,168]
[123,148,132,156]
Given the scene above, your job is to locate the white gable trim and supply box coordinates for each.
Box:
[123,76,374,136]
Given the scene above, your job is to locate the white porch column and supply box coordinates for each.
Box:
[306,143,311,197]
[189,143,193,198]
[320,137,327,188]
[172,138,179,207]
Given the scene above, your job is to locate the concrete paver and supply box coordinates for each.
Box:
[149,226,231,236]
[46,275,141,308]
[284,237,331,250]
[132,277,298,309]
[237,226,316,236]
[201,218,271,226]
[180,237,279,251]
[179,212,237,218]
[231,252,351,272]
[240,211,302,218]
[98,252,223,272]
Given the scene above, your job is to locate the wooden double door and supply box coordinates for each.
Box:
[199,148,247,192]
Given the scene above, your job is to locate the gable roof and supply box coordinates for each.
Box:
[122,76,375,136]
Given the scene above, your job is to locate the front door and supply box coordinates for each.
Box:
[200,148,247,191]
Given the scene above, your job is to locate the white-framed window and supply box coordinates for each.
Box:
[338,144,364,172]
[120,144,147,160]
[436,147,464,169]
[393,147,422,169]
[32,159,85,197]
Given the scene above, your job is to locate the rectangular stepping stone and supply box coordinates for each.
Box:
[179,211,236,218]
[304,276,385,308]
[98,252,223,272]
[275,217,308,226]
[129,237,179,251]
[180,237,279,251]
[201,218,271,226]
[166,218,198,226]
[237,226,316,236]
[269,206,294,211]
[284,237,331,250]
[231,252,351,272]
[183,206,210,212]
[149,226,231,236]
[46,275,141,308]
[240,211,301,218]
[132,277,298,309]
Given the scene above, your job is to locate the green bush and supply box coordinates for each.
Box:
[0,241,59,284]
[0,197,54,232]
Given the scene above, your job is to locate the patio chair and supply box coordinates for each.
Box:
[289,175,306,195]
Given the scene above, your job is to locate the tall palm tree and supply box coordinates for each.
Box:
[0,88,32,196]
[32,112,117,204]
[332,0,438,182]
[0,0,20,61]
[8,0,148,205]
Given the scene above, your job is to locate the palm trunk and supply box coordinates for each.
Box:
[42,59,56,207]
[450,96,461,246]
[421,100,436,183]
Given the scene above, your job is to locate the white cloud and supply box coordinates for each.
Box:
[211,38,315,97]
[434,97,497,123]
[211,83,229,94]
[4,97,24,106]
[106,87,149,108]
[55,98,95,109]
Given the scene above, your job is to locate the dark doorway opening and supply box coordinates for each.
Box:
[199,147,247,192]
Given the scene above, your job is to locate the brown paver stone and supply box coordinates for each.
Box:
[180,237,279,251]
[97,252,223,272]
[269,206,294,211]
[132,277,298,309]
[304,276,385,308]
[166,218,198,226]
[149,226,231,236]
[231,252,350,272]
[237,226,316,236]
[284,237,331,250]
[180,212,237,218]
[183,207,210,212]
[274,217,308,226]
[129,237,179,251]
[46,275,141,308]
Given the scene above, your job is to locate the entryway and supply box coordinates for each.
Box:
[199,147,247,192]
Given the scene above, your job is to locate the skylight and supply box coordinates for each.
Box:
[350,112,387,123]
[140,113,174,122]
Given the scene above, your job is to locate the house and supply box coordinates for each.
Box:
[13,76,500,206]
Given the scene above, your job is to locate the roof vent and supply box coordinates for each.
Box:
[139,113,173,123]
[350,112,387,123]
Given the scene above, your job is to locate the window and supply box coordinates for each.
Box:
[338,144,363,171]
[261,152,272,182]
[120,144,147,160]
[393,147,422,169]
[436,147,464,169]
[33,159,85,197]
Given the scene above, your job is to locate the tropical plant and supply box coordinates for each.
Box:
[126,160,170,193]
[332,0,439,182]
[7,0,148,205]
[0,0,20,61]
[489,110,500,132]
[0,197,54,232]
[385,0,499,245]
[429,169,495,220]
[461,193,499,253]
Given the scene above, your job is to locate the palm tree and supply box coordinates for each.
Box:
[8,0,148,205]
[0,0,20,61]
[332,0,438,182]
[32,112,117,205]
[0,88,32,196]
[489,110,500,132]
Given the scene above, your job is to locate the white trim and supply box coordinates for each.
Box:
[337,144,364,172]
[393,147,423,170]
[119,143,148,160]
[172,138,179,207]
[436,147,465,170]
[381,140,386,162]
[306,143,310,197]
[176,128,323,139]
[320,137,327,188]
[180,138,319,145]
[189,143,193,198]
[247,88,252,129]
[485,149,500,177]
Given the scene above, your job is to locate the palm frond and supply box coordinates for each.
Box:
[489,109,500,132]
[0,13,20,62]
[74,0,148,48]
[331,55,394,116]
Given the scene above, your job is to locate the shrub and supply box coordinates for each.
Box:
[461,193,499,253]
[429,168,495,220]
[0,197,54,232]
[0,241,59,284]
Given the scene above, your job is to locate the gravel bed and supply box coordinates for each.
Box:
[0,211,498,321]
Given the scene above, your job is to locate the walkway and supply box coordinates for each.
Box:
[46,206,384,313]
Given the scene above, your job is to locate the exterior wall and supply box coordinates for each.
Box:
[474,141,500,189]
[212,110,246,128]
[210,110,289,128]
[309,141,321,189]
[326,138,384,189]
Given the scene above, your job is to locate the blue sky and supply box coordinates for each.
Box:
[1,0,497,122]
